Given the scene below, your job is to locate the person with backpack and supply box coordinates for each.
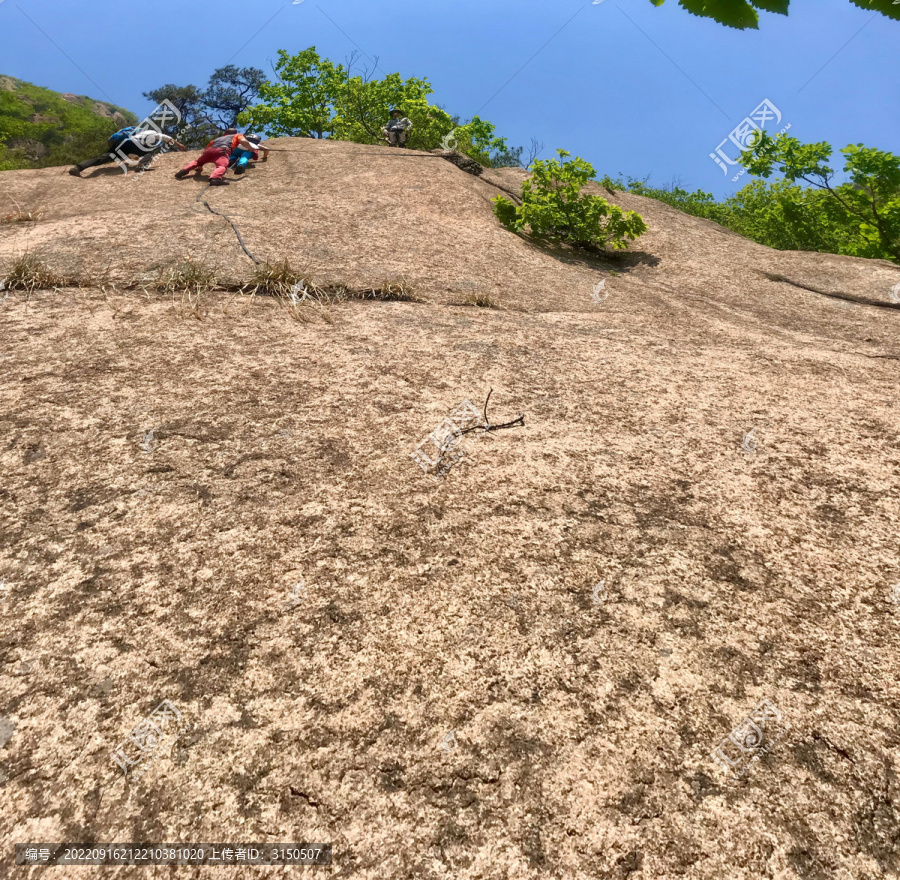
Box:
[228,134,269,175]
[382,109,413,148]
[173,129,257,185]
[68,126,186,177]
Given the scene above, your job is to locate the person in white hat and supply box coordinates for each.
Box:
[382,109,413,148]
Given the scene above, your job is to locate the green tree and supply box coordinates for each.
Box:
[493,150,648,250]
[491,145,524,168]
[602,157,898,263]
[241,48,456,149]
[239,48,346,138]
[143,67,267,146]
[724,179,861,255]
[609,175,734,227]
[334,66,450,149]
[451,116,512,167]
[141,84,217,147]
[239,47,528,166]
[741,133,900,262]
[203,65,268,129]
[649,0,899,29]
[491,138,545,170]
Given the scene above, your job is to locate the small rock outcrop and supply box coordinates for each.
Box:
[432,148,483,177]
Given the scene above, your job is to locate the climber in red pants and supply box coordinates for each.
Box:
[174,129,256,186]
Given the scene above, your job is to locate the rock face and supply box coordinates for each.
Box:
[0,139,899,879]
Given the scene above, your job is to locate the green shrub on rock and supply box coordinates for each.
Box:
[492,150,647,250]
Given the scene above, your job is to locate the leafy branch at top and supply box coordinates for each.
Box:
[649,0,899,30]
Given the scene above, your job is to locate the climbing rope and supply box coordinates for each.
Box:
[258,144,524,202]
[195,181,261,265]
[187,143,524,264]
[255,142,447,156]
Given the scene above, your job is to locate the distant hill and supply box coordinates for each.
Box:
[0,75,137,171]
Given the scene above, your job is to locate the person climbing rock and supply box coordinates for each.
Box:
[229,134,269,175]
[382,109,413,148]
[173,129,256,185]
[69,127,185,177]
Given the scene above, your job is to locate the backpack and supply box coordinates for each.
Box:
[108,127,137,146]
[207,133,244,153]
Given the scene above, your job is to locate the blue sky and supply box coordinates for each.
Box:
[2,0,897,197]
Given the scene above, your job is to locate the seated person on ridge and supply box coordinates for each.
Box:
[381,109,413,148]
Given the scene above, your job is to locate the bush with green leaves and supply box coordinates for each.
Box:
[493,150,648,250]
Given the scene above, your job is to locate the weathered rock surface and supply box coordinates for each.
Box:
[1,139,899,879]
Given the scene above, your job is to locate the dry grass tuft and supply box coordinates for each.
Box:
[1,198,43,224]
[240,260,342,321]
[152,258,218,322]
[321,281,353,302]
[352,278,424,303]
[1,253,70,294]
[285,278,343,304]
[1,210,43,224]
[173,289,208,321]
[458,290,503,309]
[277,285,331,324]
[249,270,425,318]
[241,259,306,298]
[235,260,341,323]
[287,301,334,324]
[155,258,218,295]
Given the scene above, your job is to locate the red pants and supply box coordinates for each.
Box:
[180,147,230,179]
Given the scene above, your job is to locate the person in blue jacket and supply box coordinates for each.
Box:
[229,134,269,175]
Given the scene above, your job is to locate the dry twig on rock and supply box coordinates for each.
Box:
[423,388,524,480]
